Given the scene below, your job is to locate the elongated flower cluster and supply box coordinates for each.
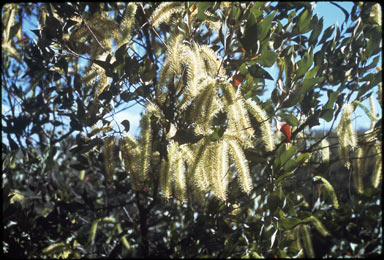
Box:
[120,135,141,190]
[103,136,115,182]
[156,78,260,201]
[158,36,225,112]
[70,3,138,100]
[353,146,364,193]
[336,103,357,169]
[139,112,152,181]
[372,141,382,188]
[119,106,153,191]
[245,99,275,151]
[355,130,382,192]
[160,136,251,201]
[320,138,330,163]
[120,3,137,43]
[135,3,277,202]
[149,2,185,29]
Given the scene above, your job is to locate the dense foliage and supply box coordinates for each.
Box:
[2,2,382,258]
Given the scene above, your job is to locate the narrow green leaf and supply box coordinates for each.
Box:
[300,77,323,95]
[284,160,299,172]
[117,223,131,250]
[298,9,311,34]
[279,217,302,230]
[248,64,274,80]
[324,91,339,110]
[296,50,313,78]
[88,218,100,246]
[257,11,277,41]
[309,17,323,45]
[280,145,298,167]
[297,153,311,164]
[248,5,262,26]
[42,242,67,255]
[276,171,294,184]
[319,25,335,45]
[283,153,310,172]
[300,225,315,257]
[270,229,278,248]
[115,43,128,62]
[283,77,323,108]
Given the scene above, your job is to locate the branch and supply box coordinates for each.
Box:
[135,191,149,257]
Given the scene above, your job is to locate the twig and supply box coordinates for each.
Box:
[139,3,169,50]
[78,13,107,52]
[123,206,135,223]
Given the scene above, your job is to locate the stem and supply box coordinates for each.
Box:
[135,191,149,257]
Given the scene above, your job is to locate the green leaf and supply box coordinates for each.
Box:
[258,49,278,67]
[115,43,128,63]
[309,17,323,45]
[247,5,262,26]
[280,145,298,168]
[88,218,100,246]
[298,9,312,34]
[121,120,130,132]
[296,153,311,164]
[142,65,157,82]
[279,113,299,127]
[279,217,302,230]
[42,242,67,255]
[271,88,280,106]
[282,77,323,108]
[319,25,335,45]
[357,83,374,100]
[305,65,319,79]
[284,51,295,81]
[270,229,278,248]
[281,152,309,172]
[276,171,294,184]
[197,2,218,22]
[300,77,323,96]
[300,224,315,257]
[324,91,339,110]
[296,49,314,78]
[320,109,334,122]
[248,64,274,80]
[284,160,299,172]
[257,11,277,41]
[268,190,282,212]
[239,62,248,75]
[211,130,220,141]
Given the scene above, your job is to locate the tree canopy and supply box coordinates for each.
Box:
[2,2,382,258]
